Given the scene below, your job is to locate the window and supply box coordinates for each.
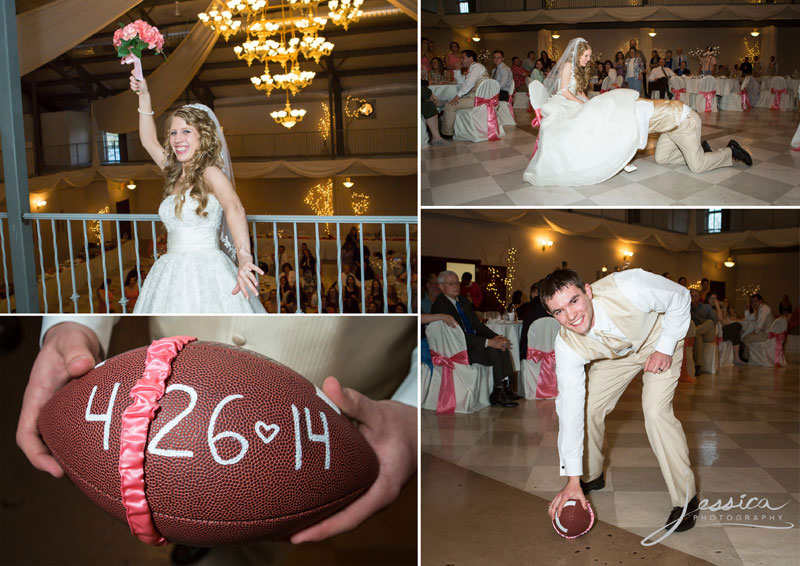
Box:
[459,1,470,13]
[706,208,723,233]
[103,132,120,163]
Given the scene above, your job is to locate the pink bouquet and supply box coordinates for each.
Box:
[113,20,165,81]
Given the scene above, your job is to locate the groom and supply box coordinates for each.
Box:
[635,98,752,173]
[541,269,698,533]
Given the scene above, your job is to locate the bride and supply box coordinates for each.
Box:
[129,72,265,313]
[523,37,640,187]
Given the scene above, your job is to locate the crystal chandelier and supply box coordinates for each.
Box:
[270,93,307,128]
[327,0,363,31]
[197,1,242,41]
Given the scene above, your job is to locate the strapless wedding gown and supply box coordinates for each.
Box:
[133,190,265,313]
[523,77,640,186]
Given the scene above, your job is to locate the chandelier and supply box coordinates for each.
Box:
[199,0,356,128]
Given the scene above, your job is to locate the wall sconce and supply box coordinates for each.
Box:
[35,199,47,209]
[539,239,553,252]
[551,31,560,39]
[622,251,634,262]
[343,177,354,188]
[724,256,736,268]
[126,180,137,190]
[648,28,657,37]
[601,265,608,273]
[471,32,481,42]
[750,28,760,37]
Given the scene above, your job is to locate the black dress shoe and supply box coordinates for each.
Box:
[579,473,605,494]
[503,382,523,401]
[727,139,752,166]
[490,388,518,408]
[665,495,699,532]
[701,140,712,153]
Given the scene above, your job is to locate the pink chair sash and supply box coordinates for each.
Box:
[698,90,716,112]
[770,88,787,110]
[527,347,557,398]
[768,331,788,366]
[430,348,470,414]
[739,88,751,111]
[475,94,501,141]
[600,89,610,94]
[671,87,686,101]
[508,92,515,114]
[530,108,543,158]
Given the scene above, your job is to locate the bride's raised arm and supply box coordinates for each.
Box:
[129,72,167,170]
[204,166,265,299]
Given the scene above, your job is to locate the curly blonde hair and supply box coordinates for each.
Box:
[572,41,594,95]
[162,106,223,218]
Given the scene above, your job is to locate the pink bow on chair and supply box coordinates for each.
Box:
[430,348,470,414]
[475,94,501,141]
[530,108,543,158]
[739,88,751,111]
[698,90,716,112]
[526,347,557,398]
[671,87,686,101]
[767,330,788,367]
[770,88,787,110]
[600,89,610,94]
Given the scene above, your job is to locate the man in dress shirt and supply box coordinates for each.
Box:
[440,50,489,137]
[690,288,717,374]
[674,47,689,71]
[491,50,514,102]
[431,270,520,407]
[542,269,698,533]
[741,294,775,360]
[647,58,675,100]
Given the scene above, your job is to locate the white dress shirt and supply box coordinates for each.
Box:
[745,303,772,333]
[492,62,514,94]
[553,269,691,477]
[648,66,675,82]
[634,100,691,149]
[458,62,487,98]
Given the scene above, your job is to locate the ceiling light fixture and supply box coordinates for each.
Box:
[724,256,736,268]
[551,31,560,39]
[343,177,354,188]
[750,28,760,37]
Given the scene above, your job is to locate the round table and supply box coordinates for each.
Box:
[486,320,523,372]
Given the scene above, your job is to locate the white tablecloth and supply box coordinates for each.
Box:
[429,84,460,106]
[486,320,523,372]
[681,77,740,96]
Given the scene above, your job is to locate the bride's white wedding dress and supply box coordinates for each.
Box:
[133,189,265,313]
[523,75,640,186]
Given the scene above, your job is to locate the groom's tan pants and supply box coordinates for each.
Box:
[583,331,696,508]
[654,111,733,173]
[440,95,475,136]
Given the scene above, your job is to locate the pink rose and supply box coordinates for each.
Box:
[121,23,138,41]
[113,28,123,48]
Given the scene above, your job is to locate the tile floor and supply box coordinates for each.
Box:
[421,357,800,566]
[421,108,800,206]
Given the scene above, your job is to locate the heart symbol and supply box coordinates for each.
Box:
[255,421,280,444]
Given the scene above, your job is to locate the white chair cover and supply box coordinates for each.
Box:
[420,114,430,148]
[748,317,789,367]
[693,75,718,113]
[702,334,719,374]
[756,76,776,108]
[453,79,506,142]
[497,84,516,128]
[614,75,623,88]
[764,76,795,111]
[743,75,760,110]
[668,75,690,104]
[717,323,734,367]
[600,76,614,92]
[424,321,491,413]
[719,78,744,111]
[520,317,560,400]
[793,85,800,150]
[513,91,530,109]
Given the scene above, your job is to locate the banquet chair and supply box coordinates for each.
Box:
[768,76,794,110]
[701,334,719,374]
[756,76,778,108]
[793,85,800,151]
[424,321,492,413]
[614,75,623,88]
[718,78,744,111]
[600,75,614,93]
[743,75,760,111]
[693,75,718,113]
[520,317,560,400]
[748,317,788,367]
[514,82,530,109]
[420,114,429,148]
[717,323,734,367]
[528,79,548,157]
[668,75,689,104]
[453,78,506,142]
[496,84,516,128]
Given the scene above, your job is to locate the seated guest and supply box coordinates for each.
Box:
[690,288,717,374]
[648,58,675,99]
[429,57,447,84]
[325,284,339,313]
[123,268,140,312]
[96,278,115,313]
[742,294,774,360]
[507,290,524,315]
[778,294,792,316]
[281,262,296,287]
[699,278,710,302]
[265,288,279,313]
[664,50,674,71]
[539,50,553,72]
[344,275,360,311]
[523,50,537,72]
[421,273,440,314]
[531,59,545,83]
[709,293,745,365]
[460,272,483,308]
[511,56,529,90]
[492,50,514,101]
[604,60,617,84]
[592,62,606,92]
[440,50,489,137]
[518,280,551,362]
[677,276,688,287]
[676,61,691,76]
[740,57,753,76]
[368,279,385,313]
[431,270,519,407]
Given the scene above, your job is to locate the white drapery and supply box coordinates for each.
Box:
[464,210,798,253]
[387,0,417,20]
[17,0,142,76]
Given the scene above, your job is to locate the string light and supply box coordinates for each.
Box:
[304,178,333,234]
[736,283,761,297]
[742,37,760,62]
[503,247,517,301]
[319,102,330,141]
[91,207,110,243]
[344,95,368,119]
[351,192,369,215]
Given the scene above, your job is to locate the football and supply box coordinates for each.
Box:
[38,338,379,546]
[552,499,595,539]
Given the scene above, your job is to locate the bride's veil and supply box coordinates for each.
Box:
[543,37,587,98]
[183,103,238,264]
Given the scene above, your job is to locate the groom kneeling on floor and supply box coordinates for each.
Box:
[542,268,699,533]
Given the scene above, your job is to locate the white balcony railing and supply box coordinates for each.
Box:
[0,213,417,314]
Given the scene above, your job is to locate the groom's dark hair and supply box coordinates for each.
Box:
[462,50,477,63]
[540,269,587,312]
